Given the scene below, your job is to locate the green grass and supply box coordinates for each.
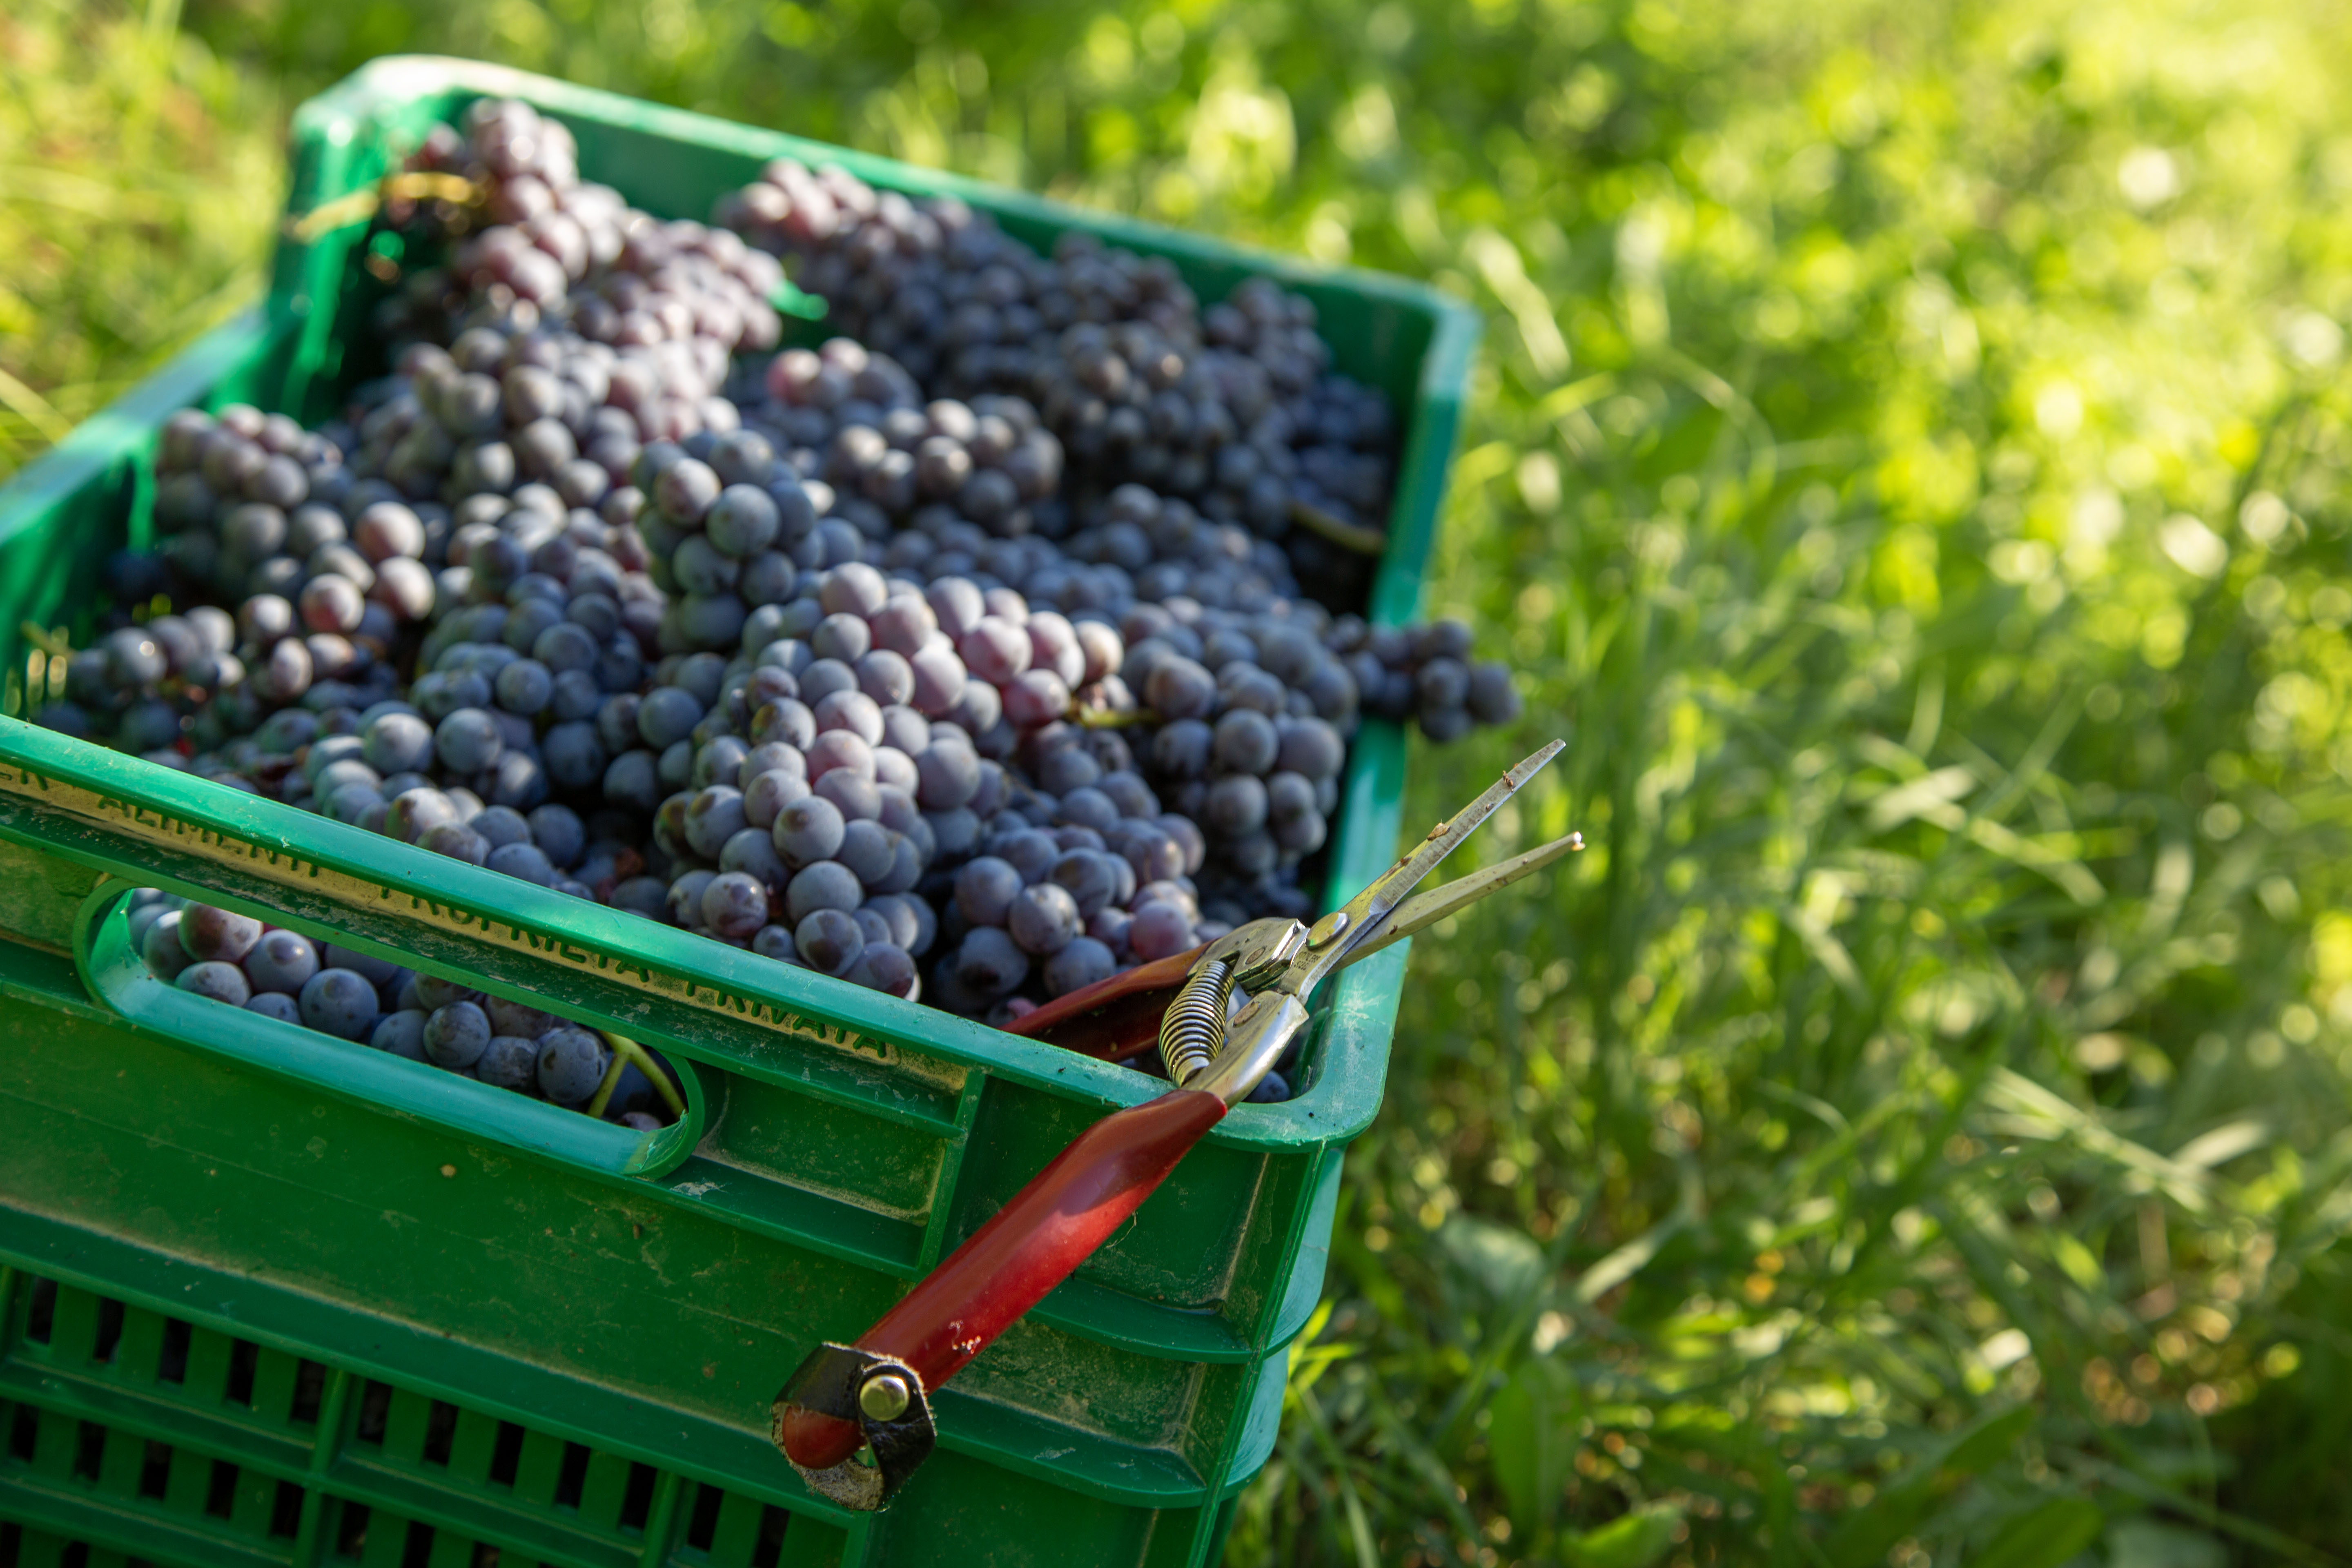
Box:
[0,0,282,475]
[14,0,2352,1560]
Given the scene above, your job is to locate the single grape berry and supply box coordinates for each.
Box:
[1007,882,1082,956]
[179,904,263,964]
[244,928,321,994]
[845,942,917,998]
[423,1000,492,1069]
[794,908,865,975]
[370,1010,429,1061]
[477,1035,540,1091]
[537,1026,609,1104]
[247,992,303,1025]
[702,871,772,939]
[300,967,381,1040]
[177,960,252,1007]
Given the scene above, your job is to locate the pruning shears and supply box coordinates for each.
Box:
[772,741,1577,1508]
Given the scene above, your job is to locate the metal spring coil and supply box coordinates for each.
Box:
[1158,958,1236,1085]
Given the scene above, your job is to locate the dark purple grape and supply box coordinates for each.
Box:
[537,1026,608,1103]
[908,645,968,716]
[1128,902,1194,962]
[421,820,492,865]
[179,904,263,964]
[473,804,531,849]
[142,911,192,980]
[834,819,898,884]
[1044,936,1116,997]
[684,786,748,859]
[368,1009,428,1059]
[914,741,981,810]
[1466,662,1521,725]
[495,658,554,715]
[301,968,381,1040]
[363,711,437,774]
[435,708,503,772]
[487,842,558,884]
[478,1036,539,1090]
[954,856,1022,927]
[1145,656,1215,719]
[952,926,1028,996]
[1049,850,1121,919]
[702,871,772,938]
[811,768,882,828]
[1415,657,1469,711]
[1007,882,1081,956]
[785,860,864,922]
[177,960,252,1006]
[1206,774,1269,835]
[806,729,874,782]
[819,561,889,618]
[845,942,917,998]
[795,908,865,975]
[959,617,1031,682]
[637,685,705,748]
[247,991,303,1025]
[774,794,846,867]
[744,766,811,828]
[243,928,320,994]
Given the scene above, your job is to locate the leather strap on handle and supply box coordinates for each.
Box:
[996,943,1205,1060]
[776,1086,1228,1474]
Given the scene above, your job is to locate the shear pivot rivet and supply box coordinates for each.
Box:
[859,1372,912,1421]
[1307,911,1350,948]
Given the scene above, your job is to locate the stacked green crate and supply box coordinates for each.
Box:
[0,56,1477,1568]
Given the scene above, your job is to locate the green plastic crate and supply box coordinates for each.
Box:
[0,55,1478,1568]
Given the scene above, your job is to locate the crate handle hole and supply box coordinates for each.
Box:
[488,1421,524,1488]
[752,1505,793,1568]
[334,1500,370,1558]
[355,1380,393,1445]
[617,1461,657,1533]
[156,1319,190,1385]
[204,1459,238,1520]
[270,1479,305,1537]
[685,1482,724,1552]
[421,1400,458,1466]
[92,1298,124,1365]
[224,1339,258,1408]
[138,1439,172,1500]
[23,1278,56,1345]
[291,1360,327,1425]
[552,1442,589,1510]
[71,1420,103,1483]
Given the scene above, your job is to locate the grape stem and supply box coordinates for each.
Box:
[588,1031,688,1120]
[1288,501,1388,556]
[285,172,482,244]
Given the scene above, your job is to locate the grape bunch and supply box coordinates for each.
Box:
[715,160,1397,604]
[376,97,784,379]
[125,888,673,1127]
[129,403,434,735]
[744,338,1069,544]
[30,96,1540,1107]
[34,610,233,762]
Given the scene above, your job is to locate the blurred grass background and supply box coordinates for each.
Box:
[11,0,2352,1561]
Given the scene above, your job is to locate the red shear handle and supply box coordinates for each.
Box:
[998,944,1204,1060]
[780,1087,1227,1471]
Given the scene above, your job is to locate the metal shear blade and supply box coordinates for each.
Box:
[1184,740,1568,1102]
[1275,738,1566,1002]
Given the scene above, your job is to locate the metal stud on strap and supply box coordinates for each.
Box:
[772,1343,936,1510]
